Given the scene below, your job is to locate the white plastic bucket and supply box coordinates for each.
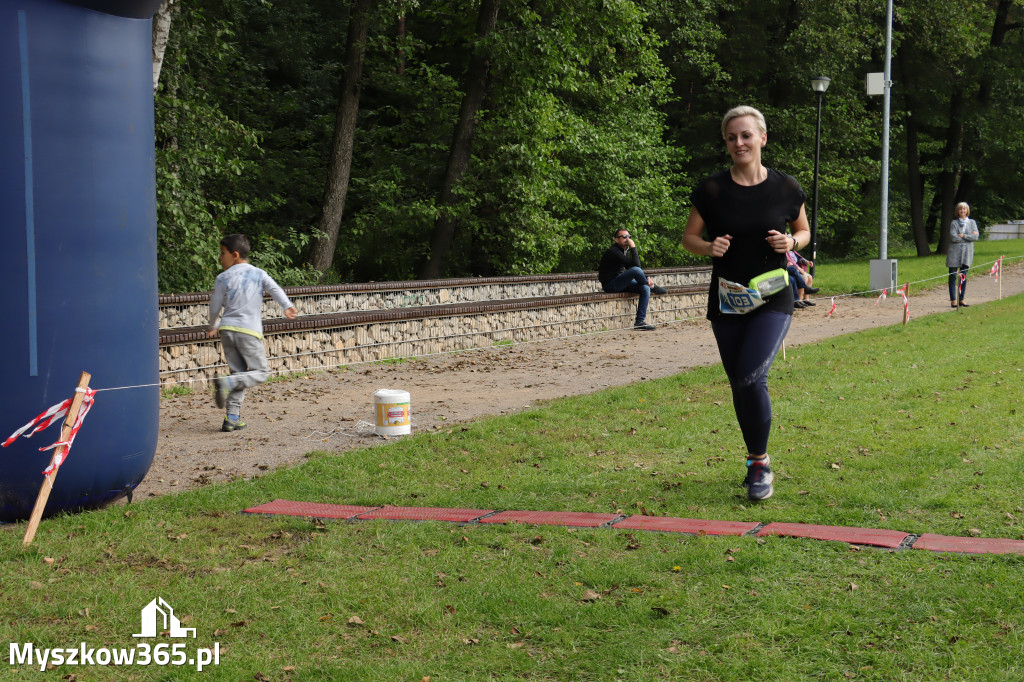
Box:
[373,389,411,436]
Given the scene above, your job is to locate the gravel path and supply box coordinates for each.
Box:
[142,265,1024,502]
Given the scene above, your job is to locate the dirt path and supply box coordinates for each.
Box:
[144,265,1024,501]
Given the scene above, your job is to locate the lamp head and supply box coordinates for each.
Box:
[811,76,831,93]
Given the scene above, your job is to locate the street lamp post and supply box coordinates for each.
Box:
[809,75,830,278]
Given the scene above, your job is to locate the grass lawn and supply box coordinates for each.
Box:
[4,277,1024,680]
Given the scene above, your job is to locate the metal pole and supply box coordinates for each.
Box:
[879,0,893,260]
[810,92,823,278]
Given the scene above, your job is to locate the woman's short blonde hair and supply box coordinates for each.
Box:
[955,202,971,215]
[721,106,767,140]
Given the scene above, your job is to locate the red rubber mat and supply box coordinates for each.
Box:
[243,499,380,519]
[479,510,620,528]
[756,522,908,548]
[355,506,494,523]
[913,533,1024,555]
[613,515,759,536]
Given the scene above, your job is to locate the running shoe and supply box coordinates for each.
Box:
[221,416,247,432]
[743,459,774,501]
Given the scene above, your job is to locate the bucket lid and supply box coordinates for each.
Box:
[374,389,409,399]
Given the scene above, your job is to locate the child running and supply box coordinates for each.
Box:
[207,234,297,432]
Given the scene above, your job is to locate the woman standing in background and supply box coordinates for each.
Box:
[947,202,980,308]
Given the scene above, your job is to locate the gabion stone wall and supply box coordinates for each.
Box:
[159,289,709,389]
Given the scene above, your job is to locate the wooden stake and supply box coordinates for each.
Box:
[22,371,91,547]
[781,339,786,361]
[902,285,910,325]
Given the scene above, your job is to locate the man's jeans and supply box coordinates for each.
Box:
[603,266,650,325]
[787,265,808,301]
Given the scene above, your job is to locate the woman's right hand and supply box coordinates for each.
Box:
[708,235,732,257]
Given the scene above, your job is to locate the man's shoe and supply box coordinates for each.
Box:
[221,417,247,432]
[651,285,668,295]
[213,376,231,409]
[633,322,656,331]
[743,459,774,501]
[958,301,970,307]
[793,301,807,309]
[803,300,816,306]
[805,286,821,294]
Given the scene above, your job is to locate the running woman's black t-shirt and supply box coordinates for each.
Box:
[690,168,807,321]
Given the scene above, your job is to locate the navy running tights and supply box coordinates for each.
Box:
[710,310,791,456]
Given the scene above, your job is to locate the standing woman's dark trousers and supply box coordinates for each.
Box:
[948,265,969,303]
[710,310,791,456]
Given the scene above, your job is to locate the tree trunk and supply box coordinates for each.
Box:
[934,89,965,256]
[307,0,374,274]
[898,49,929,256]
[152,0,175,92]
[419,0,501,280]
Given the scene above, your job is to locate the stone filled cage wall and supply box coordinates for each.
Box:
[158,268,712,388]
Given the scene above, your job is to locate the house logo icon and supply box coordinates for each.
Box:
[133,597,196,638]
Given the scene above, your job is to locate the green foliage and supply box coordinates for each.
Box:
[155,15,266,293]
[154,0,1024,291]
[466,0,691,275]
[155,0,343,292]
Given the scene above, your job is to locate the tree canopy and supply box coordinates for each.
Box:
[154,0,1024,293]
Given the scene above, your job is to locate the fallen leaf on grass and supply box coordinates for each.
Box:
[391,635,408,644]
[848,583,859,591]
[580,589,602,602]
[347,616,364,627]
[969,528,983,537]
[462,638,479,645]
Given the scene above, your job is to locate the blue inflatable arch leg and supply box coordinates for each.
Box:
[0,0,163,521]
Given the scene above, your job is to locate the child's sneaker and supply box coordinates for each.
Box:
[213,376,231,409]
[743,459,774,501]
[221,416,246,432]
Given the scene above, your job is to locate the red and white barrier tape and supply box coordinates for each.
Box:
[2,388,97,476]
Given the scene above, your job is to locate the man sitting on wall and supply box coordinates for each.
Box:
[598,229,667,331]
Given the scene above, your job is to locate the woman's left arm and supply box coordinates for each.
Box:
[768,204,811,253]
[967,219,980,241]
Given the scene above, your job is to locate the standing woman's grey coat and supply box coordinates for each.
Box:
[946,217,980,268]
